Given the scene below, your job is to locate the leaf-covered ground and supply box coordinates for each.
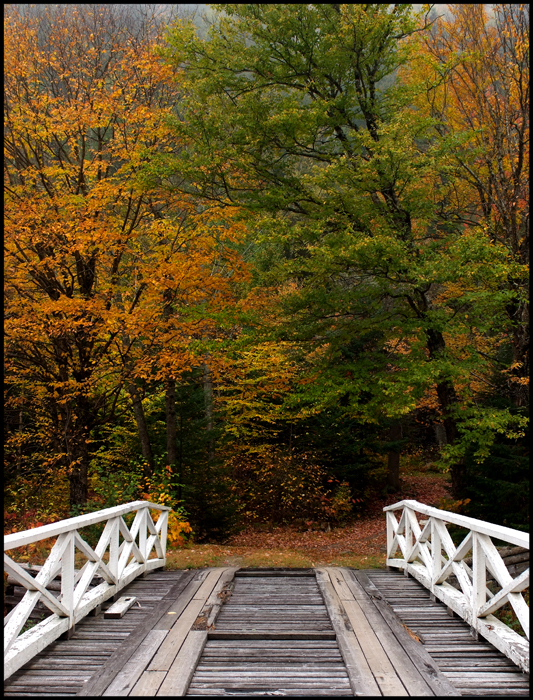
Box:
[165,471,452,570]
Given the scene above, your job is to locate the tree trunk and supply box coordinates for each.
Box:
[165,377,178,468]
[67,433,90,509]
[426,328,465,498]
[386,422,402,492]
[128,382,154,477]
[509,301,529,408]
[64,400,91,509]
[434,423,447,446]
[203,362,215,463]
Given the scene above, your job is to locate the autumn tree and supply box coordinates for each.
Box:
[407,3,529,407]
[4,4,249,509]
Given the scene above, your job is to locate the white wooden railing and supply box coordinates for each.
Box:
[4,500,169,679]
[384,500,529,673]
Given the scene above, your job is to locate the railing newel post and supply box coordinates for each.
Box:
[139,508,147,563]
[108,517,120,584]
[431,516,441,593]
[472,531,486,633]
[61,531,75,629]
[386,511,394,561]
[159,509,169,561]
[405,506,412,562]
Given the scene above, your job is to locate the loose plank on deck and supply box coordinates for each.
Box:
[81,569,199,696]
[4,570,195,698]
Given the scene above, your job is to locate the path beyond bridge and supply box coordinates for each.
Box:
[4,501,529,695]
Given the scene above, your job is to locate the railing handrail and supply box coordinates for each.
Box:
[4,500,170,551]
[384,500,529,549]
[4,500,170,680]
[384,499,529,674]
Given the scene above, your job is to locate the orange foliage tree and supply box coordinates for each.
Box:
[404,4,529,405]
[4,5,249,510]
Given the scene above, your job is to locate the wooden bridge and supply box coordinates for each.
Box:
[4,500,529,696]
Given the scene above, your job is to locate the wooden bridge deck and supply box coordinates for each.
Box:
[4,567,529,697]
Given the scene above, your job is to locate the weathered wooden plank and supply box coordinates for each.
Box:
[442,671,530,680]
[202,649,342,656]
[79,570,195,696]
[186,690,354,696]
[101,630,168,696]
[314,569,381,696]
[329,568,435,697]
[216,615,331,620]
[156,630,207,696]
[147,569,228,672]
[4,686,81,695]
[205,644,337,654]
[210,615,331,621]
[151,571,210,632]
[201,643,340,648]
[235,570,314,577]
[325,568,408,697]
[200,653,343,659]
[193,671,350,679]
[207,631,336,640]
[189,681,352,689]
[7,671,93,680]
[435,660,517,668]
[218,604,324,609]
[453,690,529,696]
[196,664,346,671]
[212,626,334,632]
[352,570,462,697]
[24,660,103,669]
[129,670,166,696]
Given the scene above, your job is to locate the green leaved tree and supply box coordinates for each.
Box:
[157,4,525,497]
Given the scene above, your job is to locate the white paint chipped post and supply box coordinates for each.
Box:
[4,500,170,680]
[384,499,529,673]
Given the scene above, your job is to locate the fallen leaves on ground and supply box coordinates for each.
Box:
[165,472,451,569]
[227,473,450,558]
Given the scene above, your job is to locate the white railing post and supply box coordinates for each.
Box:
[108,517,120,580]
[157,509,169,559]
[61,532,75,627]
[384,499,529,673]
[139,508,147,561]
[472,532,486,624]
[4,500,170,680]
[431,517,441,593]
[405,507,412,561]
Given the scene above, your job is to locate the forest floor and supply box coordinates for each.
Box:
[166,466,452,570]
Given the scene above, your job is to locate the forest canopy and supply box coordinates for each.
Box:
[4,4,529,538]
